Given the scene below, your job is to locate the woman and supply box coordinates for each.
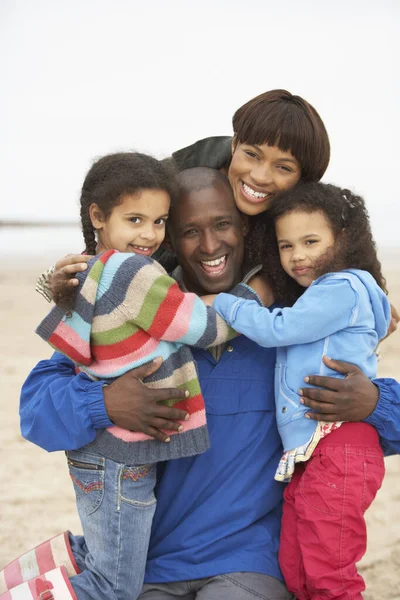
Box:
[46,89,330,287]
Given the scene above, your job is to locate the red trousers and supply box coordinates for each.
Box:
[279,423,385,600]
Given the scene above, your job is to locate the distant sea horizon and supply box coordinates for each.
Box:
[1,222,399,270]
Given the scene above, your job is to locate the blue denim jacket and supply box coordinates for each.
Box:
[214,270,392,452]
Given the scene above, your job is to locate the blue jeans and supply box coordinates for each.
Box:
[66,449,157,600]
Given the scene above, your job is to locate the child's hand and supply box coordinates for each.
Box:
[247,275,275,307]
[51,254,93,304]
[201,294,217,306]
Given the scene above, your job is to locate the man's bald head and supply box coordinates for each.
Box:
[171,167,234,213]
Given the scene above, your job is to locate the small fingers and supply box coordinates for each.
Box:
[145,426,171,443]
[305,412,338,422]
[151,418,184,433]
[299,387,337,403]
[66,277,80,287]
[55,254,91,270]
[303,374,341,391]
[300,396,337,413]
[154,406,189,421]
[62,263,88,275]
[152,387,189,403]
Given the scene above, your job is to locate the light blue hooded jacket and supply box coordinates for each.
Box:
[213,269,391,452]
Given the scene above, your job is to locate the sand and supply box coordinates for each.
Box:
[0,254,399,599]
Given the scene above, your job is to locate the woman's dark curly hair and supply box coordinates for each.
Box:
[80,152,178,254]
[251,182,387,306]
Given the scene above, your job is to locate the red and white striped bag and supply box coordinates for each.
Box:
[0,566,76,599]
[0,533,79,595]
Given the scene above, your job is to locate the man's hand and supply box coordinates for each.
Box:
[50,254,93,304]
[299,356,379,422]
[103,357,189,443]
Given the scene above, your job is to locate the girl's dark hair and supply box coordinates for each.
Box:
[257,182,387,305]
[80,152,178,254]
[232,89,330,182]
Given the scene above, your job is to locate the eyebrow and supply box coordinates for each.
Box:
[177,215,233,231]
[278,233,321,243]
[251,145,298,165]
[124,212,169,218]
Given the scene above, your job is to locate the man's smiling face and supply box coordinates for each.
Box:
[168,181,247,295]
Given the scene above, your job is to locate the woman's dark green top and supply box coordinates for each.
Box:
[170,136,232,171]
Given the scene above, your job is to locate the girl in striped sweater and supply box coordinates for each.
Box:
[26,153,242,600]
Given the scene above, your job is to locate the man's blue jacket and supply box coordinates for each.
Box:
[20,346,400,582]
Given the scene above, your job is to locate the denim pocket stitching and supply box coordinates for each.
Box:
[69,473,104,494]
[67,454,105,516]
[117,464,157,509]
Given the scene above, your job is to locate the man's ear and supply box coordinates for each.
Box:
[89,203,105,230]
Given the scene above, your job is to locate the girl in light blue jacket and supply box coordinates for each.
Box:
[214,182,391,600]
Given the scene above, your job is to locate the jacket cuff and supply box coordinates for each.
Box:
[364,380,391,431]
[86,381,114,429]
[230,282,263,305]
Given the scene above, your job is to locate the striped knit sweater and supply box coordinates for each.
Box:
[36,249,238,465]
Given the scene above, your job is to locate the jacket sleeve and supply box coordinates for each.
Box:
[213,278,359,347]
[20,352,112,452]
[170,136,233,171]
[365,378,400,455]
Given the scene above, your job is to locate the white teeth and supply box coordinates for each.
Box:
[243,182,268,199]
[201,256,226,267]
[135,246,150,251]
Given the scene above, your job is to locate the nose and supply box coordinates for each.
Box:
[250,162,274,186]
[199,229,221,255]
[139,225,157,242]
[291,248,306,262]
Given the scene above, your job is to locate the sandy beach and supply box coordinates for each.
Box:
[0,252,399,599]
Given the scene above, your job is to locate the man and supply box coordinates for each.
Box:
[20,169,400,599]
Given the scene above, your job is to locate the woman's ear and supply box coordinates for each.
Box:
[231,135,238,156]
[89,203,105,230]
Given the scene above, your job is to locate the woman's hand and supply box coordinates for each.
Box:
[299,357,379,422]
[385,303,400,339]
[103,357,190,443]
[247,275,275,307]
[50,254,93,304]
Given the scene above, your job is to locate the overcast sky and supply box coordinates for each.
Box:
[1,0,399,246]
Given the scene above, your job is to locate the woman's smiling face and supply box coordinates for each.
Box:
[228,141,302,216]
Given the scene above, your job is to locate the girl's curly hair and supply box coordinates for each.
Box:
[246,182,387,306]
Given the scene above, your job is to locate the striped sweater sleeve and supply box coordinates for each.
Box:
[102,253,237,348]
